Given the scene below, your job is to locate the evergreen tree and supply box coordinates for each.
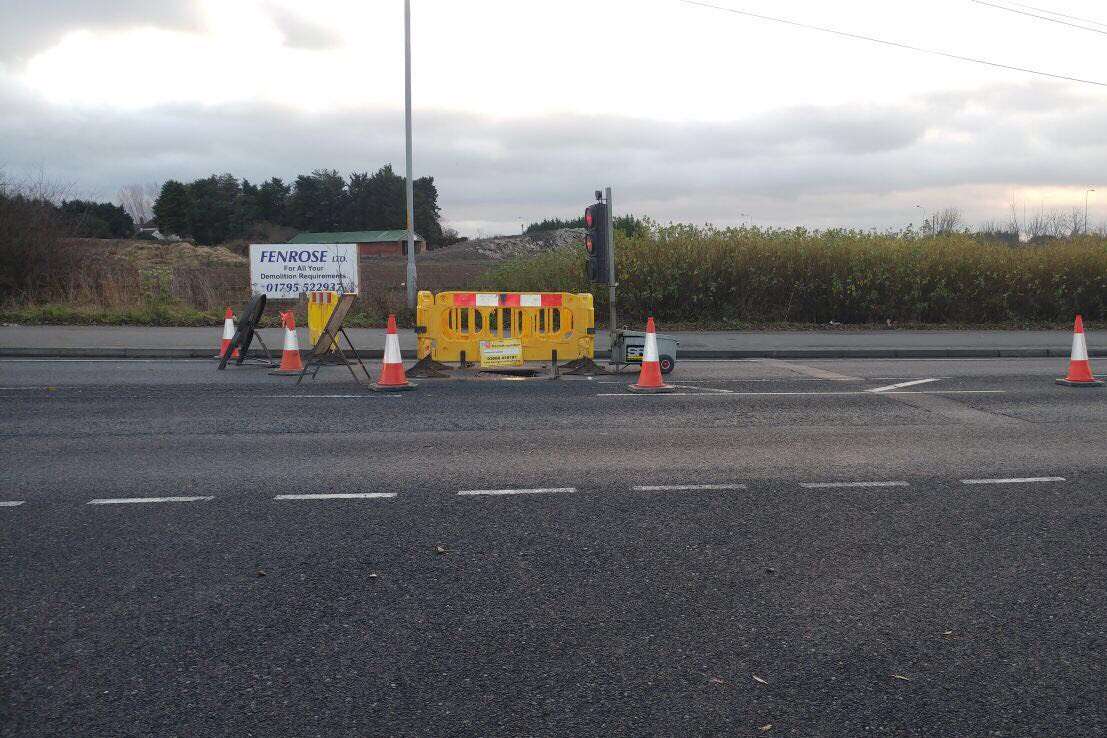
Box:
[288,169,347,231]
[59,200,134,238]
[255,177,291,223]
[152,180,193,238]
[186,173,240,244]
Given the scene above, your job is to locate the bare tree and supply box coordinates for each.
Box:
[922,207,962,235]
[118,182,161,226]
[1067,207,1085,236]
[1005,203,1020,241]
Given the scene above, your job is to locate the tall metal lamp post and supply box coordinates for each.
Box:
[404,0,417,308]
[1086,187,1096,235]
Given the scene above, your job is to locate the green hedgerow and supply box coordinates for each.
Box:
[478,225,1107,326]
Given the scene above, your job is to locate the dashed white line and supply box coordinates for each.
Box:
[0,500,26,507]
[87,496,214,505]
[961,477,1066,485]
[868,378,941,393]
[274,493,397,501]
[801,481,910,488]
[457,487,575,497]
[633,484,747,491]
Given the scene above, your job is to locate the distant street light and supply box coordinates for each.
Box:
[1086,187,1096,234]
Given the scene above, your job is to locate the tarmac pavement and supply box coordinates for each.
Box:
[1,357,1105,736]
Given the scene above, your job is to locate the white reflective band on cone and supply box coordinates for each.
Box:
[222,319,235,340]
[284,327,298,351]
[1072,332,1089,361]
[384,333,403,364]
[643,330,660,363]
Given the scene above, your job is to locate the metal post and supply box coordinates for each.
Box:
[605,186,616,348]
[404,0,417,308]
[1086,187,1095,234]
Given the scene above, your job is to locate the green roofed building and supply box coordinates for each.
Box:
[289,230,426,257]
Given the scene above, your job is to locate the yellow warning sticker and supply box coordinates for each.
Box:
[479,339,524,368]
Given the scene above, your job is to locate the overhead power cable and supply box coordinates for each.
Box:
[970,0,1107,37]
[1001,0,1107,30]
[679,0,1107,88]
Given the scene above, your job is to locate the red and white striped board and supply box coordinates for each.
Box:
[449,293,563,308]
[307,291,337,304]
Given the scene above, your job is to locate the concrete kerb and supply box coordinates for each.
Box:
[1,347,1102,360]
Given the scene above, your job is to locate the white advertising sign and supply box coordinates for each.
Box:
[249,243,359,299]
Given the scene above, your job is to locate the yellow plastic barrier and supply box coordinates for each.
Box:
[416,291,594,363]
[306,291,340,349]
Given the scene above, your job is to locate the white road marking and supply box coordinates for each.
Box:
[598,390,1004,397]
[868,378,941,393]
[801,481,910,488]
[87,496,214,505]
[457,487,575,497]
[961,477,1066,485]
[633,484,747,491]
[0,500,26,507]
[668,384,736,394]
[757,359,860,381]
[274,493,397,500]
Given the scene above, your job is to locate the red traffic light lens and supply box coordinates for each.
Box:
[585,209,593,228]
[585,236,593,253]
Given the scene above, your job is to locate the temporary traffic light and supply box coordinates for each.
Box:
[584,201,610,284]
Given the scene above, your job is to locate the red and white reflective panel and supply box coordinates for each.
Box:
[450,293,563,308]
[308,291,335,304]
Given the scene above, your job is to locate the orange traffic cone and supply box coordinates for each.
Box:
[214,307,240,359]
[270,311,304,375]
[372,315,415,391]
[627,317,675,393]
[1056,315,1102,387]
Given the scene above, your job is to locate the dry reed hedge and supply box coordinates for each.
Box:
[481,226,1107,325]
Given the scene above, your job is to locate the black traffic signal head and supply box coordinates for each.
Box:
[584,201,610,284]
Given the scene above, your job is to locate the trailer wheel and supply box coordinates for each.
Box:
[659,355,675,374]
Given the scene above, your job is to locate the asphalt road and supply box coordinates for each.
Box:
[1,324,1096,359]
[2,357,1105,736]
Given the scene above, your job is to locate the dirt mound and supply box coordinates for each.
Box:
[424,228,585,261]
[66,238,247,269]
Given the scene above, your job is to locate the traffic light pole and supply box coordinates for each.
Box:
[605,186,616,348]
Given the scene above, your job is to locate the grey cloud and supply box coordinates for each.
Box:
[0,1,201,63]
[263,2,343,50]
[1,76,1104,234]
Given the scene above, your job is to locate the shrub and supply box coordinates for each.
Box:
[0,181,77,301]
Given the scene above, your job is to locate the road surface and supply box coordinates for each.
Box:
[1,324,1096,358]
[1,356,1104,736]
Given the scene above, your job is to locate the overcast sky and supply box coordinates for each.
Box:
[1,0,1105,235]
